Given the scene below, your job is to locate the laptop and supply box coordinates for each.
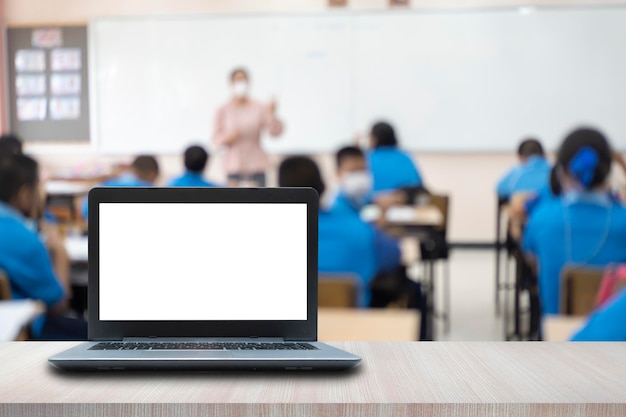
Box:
[49,187,361,371]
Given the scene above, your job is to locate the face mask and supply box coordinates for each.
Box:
[231,81,248,98]
[341,171,372,207]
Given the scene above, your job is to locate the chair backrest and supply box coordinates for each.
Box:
[318,274,358,308]
[427,194,450,235]
[560,267,605,315]
[0,270,12,300]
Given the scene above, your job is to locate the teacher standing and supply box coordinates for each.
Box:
[212,68,284,187]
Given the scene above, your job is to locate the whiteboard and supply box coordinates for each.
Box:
[90,8,626,154]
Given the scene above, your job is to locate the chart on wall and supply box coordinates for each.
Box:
[90,8,626,154]
[7,26,90,143]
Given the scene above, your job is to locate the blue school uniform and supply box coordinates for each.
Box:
[523,184,556,215]
[167,171,219,187]
[571,289,626,341]
[0,202,65,336]
[81,173,152,219]
[367,147,422,194]
[329,191,365,216]
[497,156,551,200]
[318,207,401,307]
[328,192,400,271]
[522,193,626,315]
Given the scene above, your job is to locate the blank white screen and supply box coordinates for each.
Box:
[98,203,308,321]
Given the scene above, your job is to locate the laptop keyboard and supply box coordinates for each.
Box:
[89,342,318,351]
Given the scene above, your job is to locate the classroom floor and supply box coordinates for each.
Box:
[434,249,508,341]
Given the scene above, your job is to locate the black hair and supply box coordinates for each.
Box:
[184,145,209,174]
[371,122,398,148]
[131,155,160,178]
[550,127,612,195]
[0,154,39,203]
[0,134,24,157]
[517,138,544,158]
[230,67,249,82]
[278,156,326,197]
[336,146,365,169]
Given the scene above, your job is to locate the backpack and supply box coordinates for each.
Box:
[595,264,626,308]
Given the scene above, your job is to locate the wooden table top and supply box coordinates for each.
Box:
[1,342,625,416]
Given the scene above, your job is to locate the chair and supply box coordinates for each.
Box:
[0,270,12,300]
[494,196,509,315]
[318,274,358,308]
[419,194,451,334]
[560,267,605,316]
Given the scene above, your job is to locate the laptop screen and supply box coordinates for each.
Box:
[98,202,308,321]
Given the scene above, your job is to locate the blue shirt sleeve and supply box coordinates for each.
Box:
[571,290,626,341]
[373,228,401,273]
[496,168,516,199]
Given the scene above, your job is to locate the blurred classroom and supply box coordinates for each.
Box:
[1,0,626,343]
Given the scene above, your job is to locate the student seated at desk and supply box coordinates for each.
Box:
[497,138,551,201]
[509,149,626,232]
[0,154,86,340]
[82,155,159,219]
[522,128,626,316]
[330,146,421,224]
[167,145,219,187]
[278,156,401,307]
[330,146,374,214]
[0,134,70,285]
[367,122,423,195]
[571,288,626,341]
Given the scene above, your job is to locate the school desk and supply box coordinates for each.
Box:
[0,300,43,341]
[1,342,625,417]
[543,315,585,342]
[378,205,445,341]
[45,181,92,222]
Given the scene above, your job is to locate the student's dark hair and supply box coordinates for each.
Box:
[336,146,364,168]
[184,145,209,173]
[371,122,398,148]
[230,67,249,81]
[278,156,326,196]
[550,127,612,195]
[0,134,24,157]
[131,155,159,177]
[0,154,39,203]
[517,138,544,158]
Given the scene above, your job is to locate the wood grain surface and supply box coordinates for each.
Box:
[1,341,625,417]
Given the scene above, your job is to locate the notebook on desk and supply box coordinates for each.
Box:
[48,187,361,371]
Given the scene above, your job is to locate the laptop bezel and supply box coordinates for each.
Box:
[87,187,318,341]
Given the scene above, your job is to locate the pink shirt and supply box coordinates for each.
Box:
[212,99,284,175]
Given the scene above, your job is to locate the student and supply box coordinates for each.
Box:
[497,138,551,201]
[167,145,218,187]
[0,134,23,157]
[0,134,70,284]
[330,146,374,214]
[522,128,626,316]
[367,122,423,194]
[571,289,626,341]
[278,156,401,307]
[0,154,87,339]
[82,155,159,219]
